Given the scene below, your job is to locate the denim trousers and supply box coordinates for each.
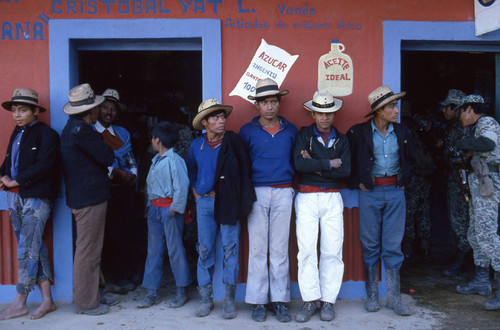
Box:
[142,205,193,290]
[6,192,52,294]
[359,185,406,270]
[196,196,240,287]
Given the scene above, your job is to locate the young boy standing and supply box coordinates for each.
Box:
[0,88,60,320]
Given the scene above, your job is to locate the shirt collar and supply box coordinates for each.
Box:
[371,119,394,135]
[95,120,116,136]
[313,124,336,139]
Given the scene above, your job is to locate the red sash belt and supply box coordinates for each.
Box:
[297,185,339,193]
[7,187,19,193]
[374,175,397,186]
[269,183,293,188]
[150,197,173,207]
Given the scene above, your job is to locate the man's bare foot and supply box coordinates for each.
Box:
[29,301,56,320]
[0,304,29,320]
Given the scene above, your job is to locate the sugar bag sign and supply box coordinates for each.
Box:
[230,39,298,103]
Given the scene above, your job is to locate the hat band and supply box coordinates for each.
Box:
[105,96,119,103]
[312,101,335,109]
[255,85,279,95]
[70,96,96,107]
[371,92,395,110]
[12,95,38,104]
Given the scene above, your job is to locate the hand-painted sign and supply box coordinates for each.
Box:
[475,0,500,36]
[317,40,353,97]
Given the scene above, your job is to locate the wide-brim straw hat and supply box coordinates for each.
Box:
[63,83,105,115]
[303,91,343,113]
[248,78,288,100]
[102,88,126,111]
[365,85,406,117]
[192,98,233,130]
[2,88,46,112]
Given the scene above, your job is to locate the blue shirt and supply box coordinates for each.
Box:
[371,120,400,177]
[10,121,37,180]
[146,148,189,214]
[187,134,221,195]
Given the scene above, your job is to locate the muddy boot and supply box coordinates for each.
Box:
[222,284,236,319]
[485,271,500,311]
[195,285,214,317]
[365,265,380,312]
[456,266,492,296]
[168,286,188,308]
[443,251,466,277]
[386,269,412,316]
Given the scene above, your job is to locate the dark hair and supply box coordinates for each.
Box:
[152,121,179,149]
[11,102,36,112]
[466,102,488,115]
[203,109,226,121]
[255,95,281,103]
[69,109,92,119]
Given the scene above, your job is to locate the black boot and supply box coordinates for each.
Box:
[168,286,188,308]
[365,265,380,312]
[442,251,466,277]
[485,271,500,310]
[222,284,236,319]
[456,266,492,296]
[195,285,214,317]
[386,269,412,316]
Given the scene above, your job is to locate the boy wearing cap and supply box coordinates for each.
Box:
[293,91,350,322]
[454,95,500,311]
[61,83,115,315]
[0,88,59,320]
[347,85,414,316]
[239,78,297,323]
[187,98,255,319]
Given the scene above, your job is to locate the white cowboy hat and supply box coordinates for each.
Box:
[303,90,343,113]
[366,85,406,117]
[102,88,126,111]
[248,78,289,100]
[63,83,105,115]
[192,98,233,130]
[2,88,47,112]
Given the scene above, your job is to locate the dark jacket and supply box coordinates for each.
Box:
[61,117,114,209]
[214,131,256,225]
[294,124,351,188]
[0,121,60,199]
[347,120,414,190]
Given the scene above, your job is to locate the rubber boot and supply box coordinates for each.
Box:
[442,250,466,277]
[195,285,214,317]
[485,271,500,310]
[386,269,412,316]
[456,266,492,296]
[222,284,236,319]
[168,286,188,308]
[365,266,380,312]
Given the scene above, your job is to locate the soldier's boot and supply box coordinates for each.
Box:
[443,251,466,277]
[386,269,412,316]
[365,265,380,312]
[222,284,236,319]
[168,286,188,308]
[485,271,500,311]
[195,285,214,317]
[456,266,492,296]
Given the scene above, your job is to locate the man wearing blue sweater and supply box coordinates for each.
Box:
[239,78,297,323]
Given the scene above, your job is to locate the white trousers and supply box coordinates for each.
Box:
[245,186,294,304]
[295,192,344,304]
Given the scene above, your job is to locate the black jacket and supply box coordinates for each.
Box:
[347,120,414,190]
[214,131,256,225]
[61,117,114,209]
[0,121,60,199]
[294,124,351,188]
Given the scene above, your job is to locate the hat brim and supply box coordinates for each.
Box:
[2,100,47,112]
[192,105,233,130]
[63,95,105,115]
[365,92,406,118]
[248,90,288,100]
[303,98,343,113]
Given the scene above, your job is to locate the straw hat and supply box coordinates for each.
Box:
[192,98,233,130]
[102,88,126,111]
[303,91,343,113]
[366,85,406,117]
[63,83,105,115]
[2,88,46,112]
[248,78,288,100]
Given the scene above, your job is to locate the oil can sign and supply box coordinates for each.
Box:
[229,39,298,103]
[475,0,500,36]
[317,40,353,97]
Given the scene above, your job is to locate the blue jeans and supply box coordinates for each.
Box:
[196,196,240,287]
[6,192,52,294]
[142,205,193,290]
[359,185,406,270]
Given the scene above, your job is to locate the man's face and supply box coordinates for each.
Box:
[151,137,161,153]
[98,100,119,127]
[11,104,39,127]
[459,106,474,127]
[311,111,335,132]
[202,111,226,135]
[255,96,280,121]
[376,100,399,123]
[442,105,456,121]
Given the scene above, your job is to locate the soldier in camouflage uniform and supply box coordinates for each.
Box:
[439,89,473,277]
[455,94,500,311]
